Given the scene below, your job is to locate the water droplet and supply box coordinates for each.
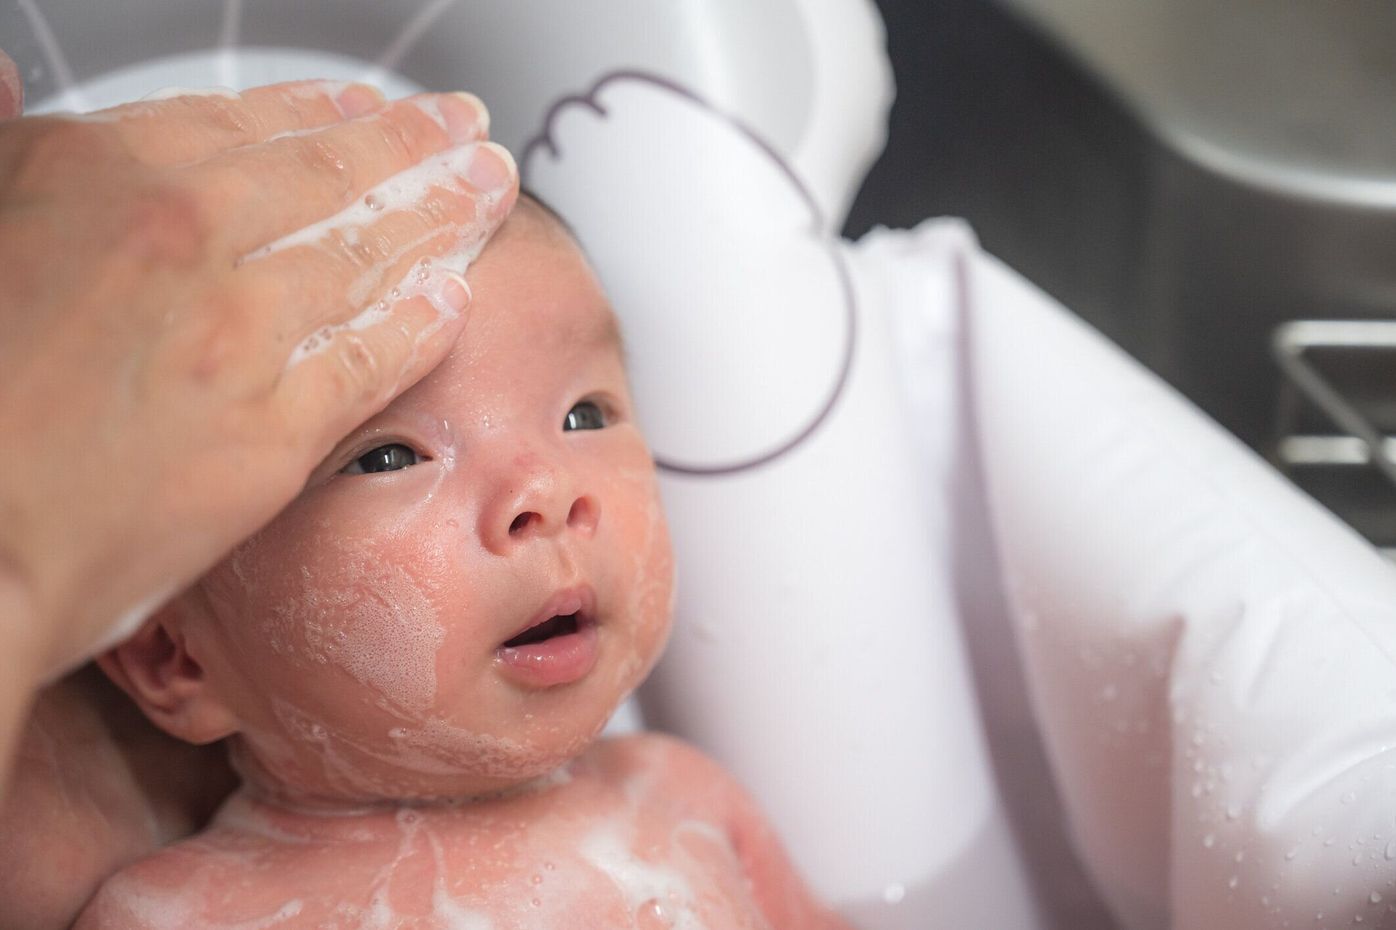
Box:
[531,874,543,886]
[882,883,906,905]
[543,861,556,871]
[1204,834,1216,849]
[1099,684,1118,702]
[1286,846,1301,861]
[531,898,541,908]
[310,724,328,740]
[365,193,383,211]
[390,287,401,299]
[636,897,675,928]
[1343,791,1357,805]
[1227,803,1242,820]
[389,727,410,739]
[1236,850,1245,863]
[1228,875,1239,890]
[1372,892,1384,904]
[1354,854,1363,866]
[1384,840,1396,860]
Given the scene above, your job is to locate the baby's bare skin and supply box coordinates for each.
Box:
[78,735,839,929]
[77,197,849,930]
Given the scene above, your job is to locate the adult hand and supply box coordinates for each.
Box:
[0,66,518,774]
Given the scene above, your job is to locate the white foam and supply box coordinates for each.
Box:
[427,829,495,929]
[244,142,496,265]
[140,85,242,101]
[246,142,504,373]
[579,826,706,930]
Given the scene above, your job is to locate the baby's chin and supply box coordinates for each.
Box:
[228,710,605,809]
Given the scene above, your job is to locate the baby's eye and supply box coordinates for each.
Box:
[342,443,422,475]
[563,401,607,432]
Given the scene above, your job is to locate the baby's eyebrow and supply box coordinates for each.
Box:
[583,308,625,357]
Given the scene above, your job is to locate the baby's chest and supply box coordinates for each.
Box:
[287,807,773,930]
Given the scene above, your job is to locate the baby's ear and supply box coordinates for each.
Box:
[96,603,238,745]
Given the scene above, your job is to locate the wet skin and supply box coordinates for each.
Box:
[77,735,844,929]
[82,201,850,929]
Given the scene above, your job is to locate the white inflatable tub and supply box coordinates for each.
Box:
[8,2,1396,928]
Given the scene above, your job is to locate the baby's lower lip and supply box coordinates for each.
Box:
[494,619,598,688]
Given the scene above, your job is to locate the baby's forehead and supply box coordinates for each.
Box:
[474,199,620,335]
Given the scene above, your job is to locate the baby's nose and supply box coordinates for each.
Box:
[480,452,600,553]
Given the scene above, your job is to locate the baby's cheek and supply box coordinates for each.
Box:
[212,512,455,716]
[606,467,675,691]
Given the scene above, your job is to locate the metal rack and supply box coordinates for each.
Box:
[1273,320,1396,558]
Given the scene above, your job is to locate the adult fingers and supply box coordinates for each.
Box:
[86,80,394,167]
[238,140,516,342]
[275,281,471,448]
[189,92,489,256]
[0,49,21,119]
[272,165,517,448]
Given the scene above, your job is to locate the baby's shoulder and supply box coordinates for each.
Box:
[73,826,353,929]
[73,838,224,930]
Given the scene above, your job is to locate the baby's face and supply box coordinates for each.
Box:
[183,201,674,803]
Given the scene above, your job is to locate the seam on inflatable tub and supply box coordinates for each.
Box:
[520,70,858,476]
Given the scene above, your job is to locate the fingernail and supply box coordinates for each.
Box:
[336,83,385,119]
[439,91,489,142]
[465,142,516,195]
[437,271,472,315]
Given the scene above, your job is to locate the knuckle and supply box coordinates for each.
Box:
[170,293,258,387]
[291,136,354,199]
[196,95,259,144]
[120,180,213,267]
[420,190,458,226]
[280,93,319,129]
[328,332,384,405]
[376,107,429,168]
[331,229,394,272]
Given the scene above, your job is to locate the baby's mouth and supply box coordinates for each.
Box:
[495,586,600,688]
[502,612,581,648]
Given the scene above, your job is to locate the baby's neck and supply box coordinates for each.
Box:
[225,737,578,819]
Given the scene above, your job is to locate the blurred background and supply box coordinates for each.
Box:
[846,0,1396,557]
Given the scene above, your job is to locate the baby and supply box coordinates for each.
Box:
[75,196,851,930]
